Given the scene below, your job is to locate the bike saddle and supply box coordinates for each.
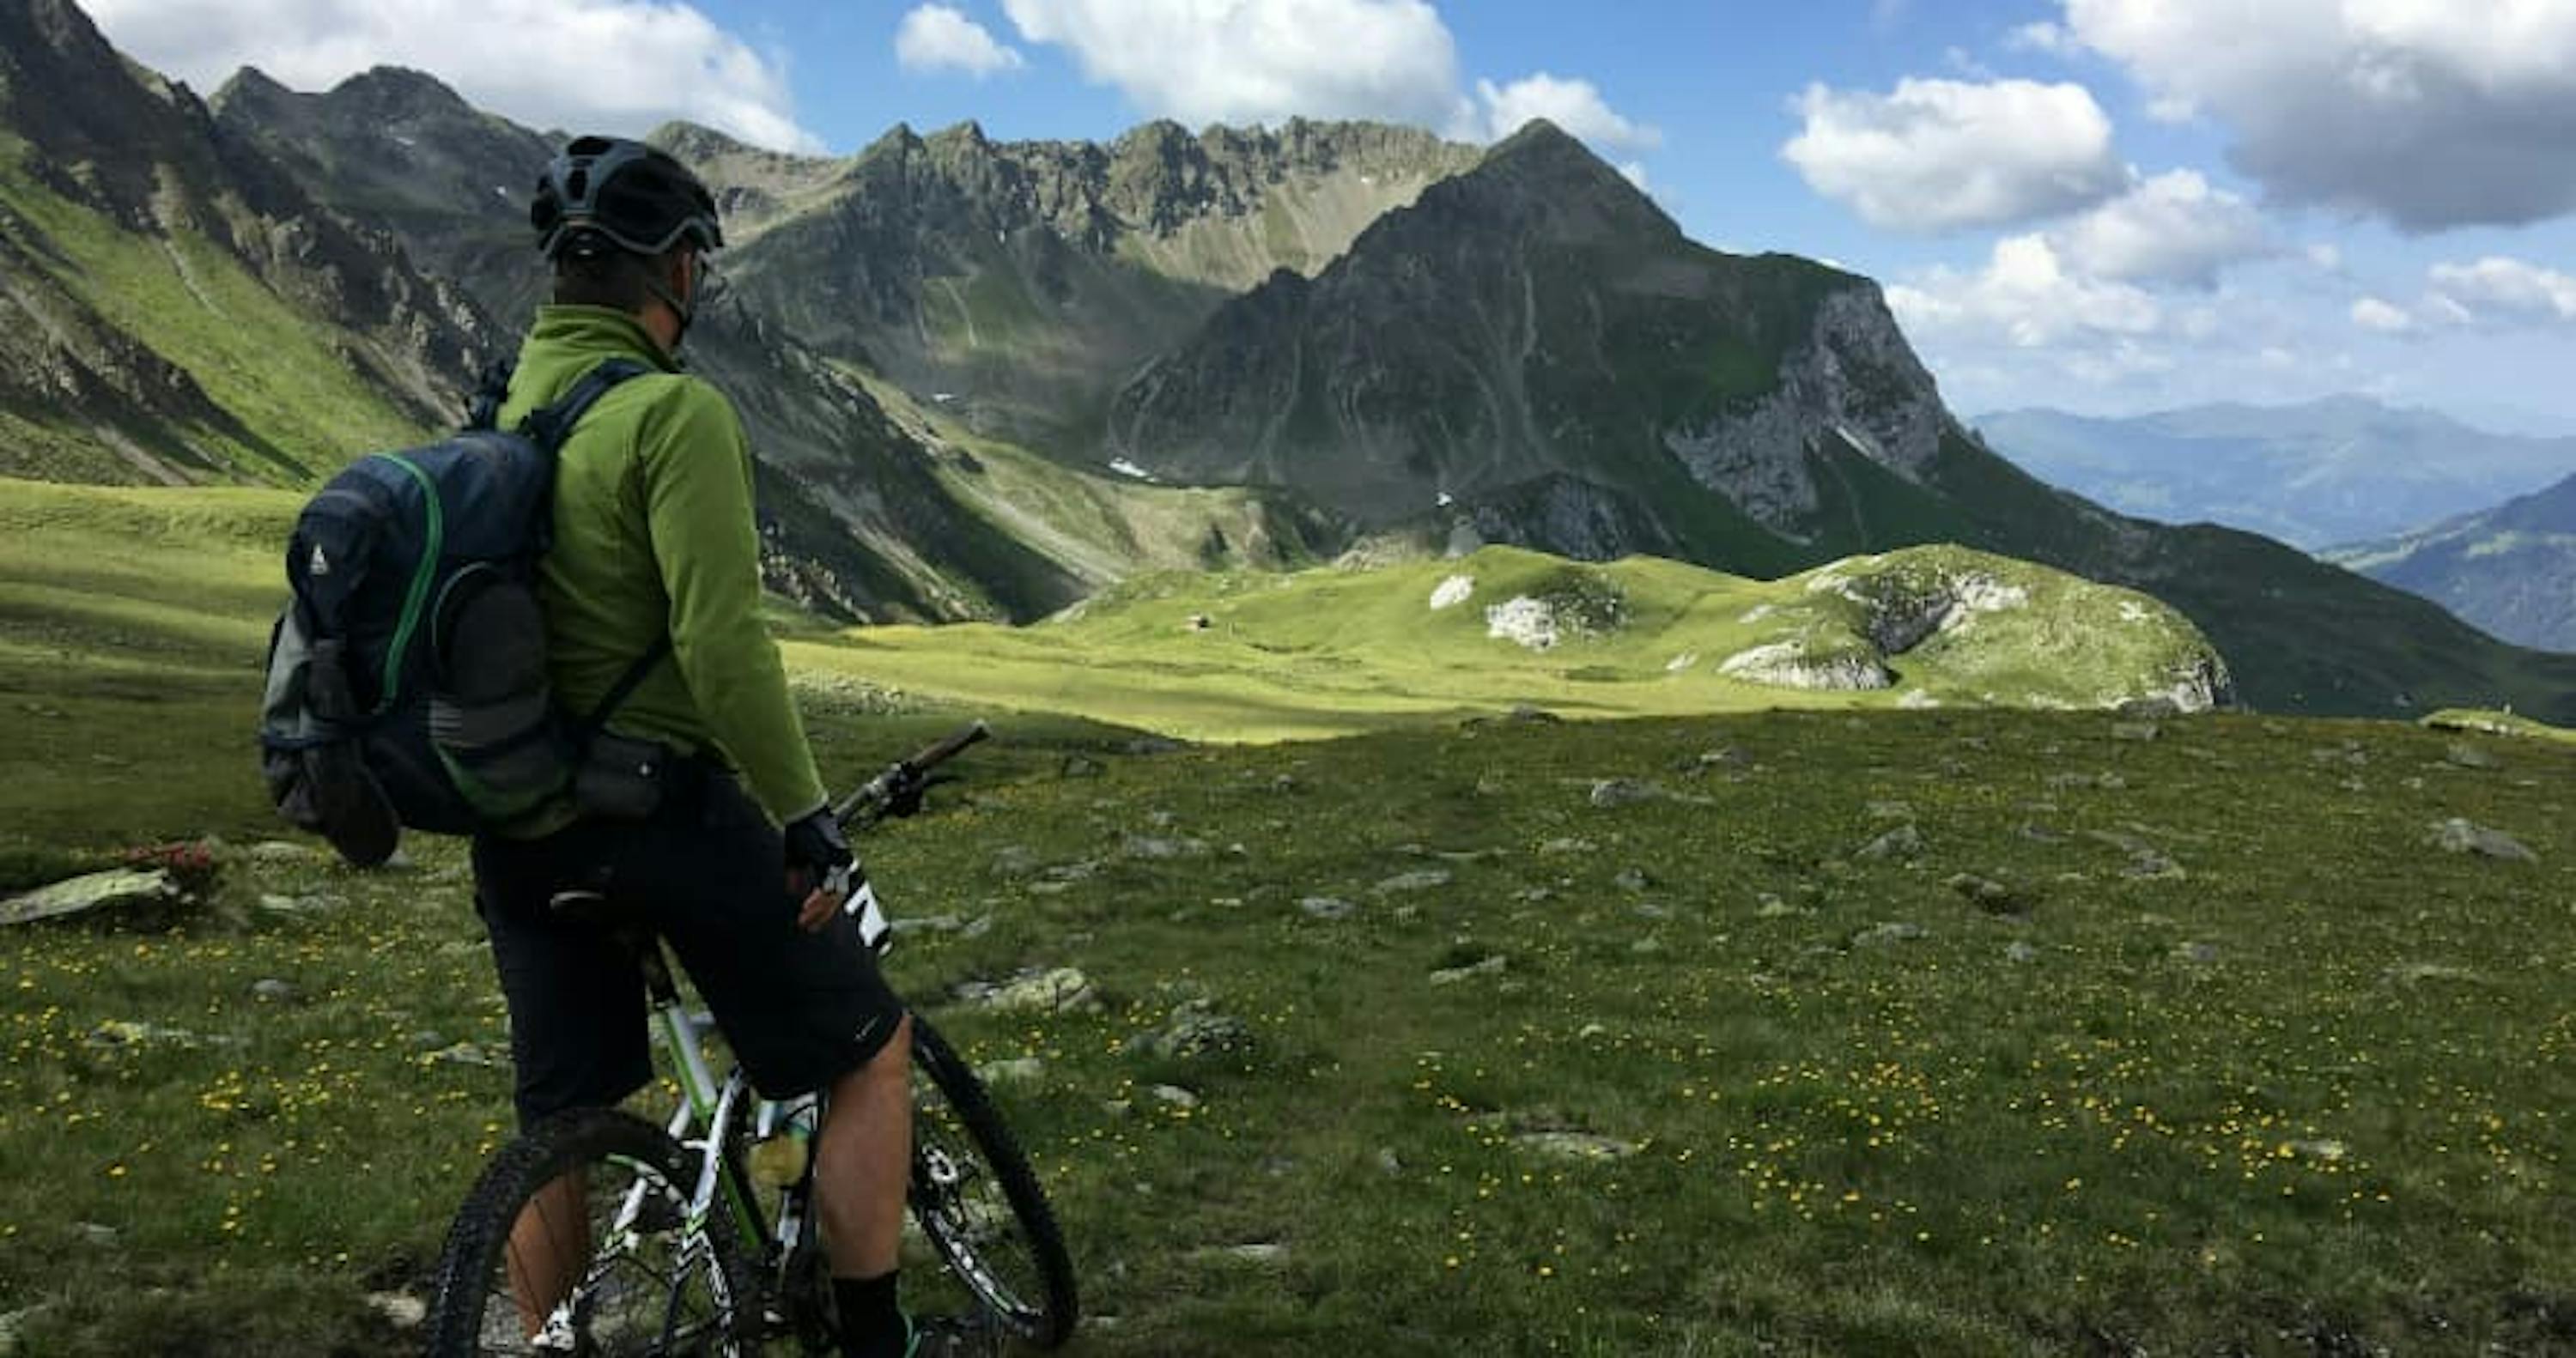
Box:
[546,887,640,928]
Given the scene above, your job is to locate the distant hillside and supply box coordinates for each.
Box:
[1973,398,2576,549]
[0,0,494,486]
[2325,472,2576,652]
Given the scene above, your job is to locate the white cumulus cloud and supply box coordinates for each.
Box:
[1472,73,1660,149]
[897,4,1026,78]
[2428,256,2576,323]
[999,0,1464,129]
[1782,78,2124,233]
[2350,296,2416,333]
[2058,0,2576,230]
[83,0,822,152]
[1886,234,2161,348]
[2048,169,2275,288]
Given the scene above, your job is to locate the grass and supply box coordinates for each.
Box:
[4,478,2573,1355]
[2421,708,2576,747]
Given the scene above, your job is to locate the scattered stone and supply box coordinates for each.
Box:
[1754,895,1801,918]
[88,1020,239,1051]
[2097,773,2129,791]
[2443,743,2500,770]
[1512,1131,1643,1161]
[1145,1002,1253,1058]
[1588,779,1662,809]
[1613,867,1653,893]
[248,840,317,864]
[2017,821,2064,844]
[425,1042,507,1069]
[75,1222,117,1247]
[1631,902,1670,921]
[1539,837,1595,856]
[408,1031,448,1052]
[1946,873,2023,915]
[1125,738,1187,756]
[1629,937,1664,955]
[0,868,181,928]
[0,1305,35,1357]
[1298,896,1357,921]
[1120,835,1208,860]
[366,1293,428,1330]
[965,968,1104,1016]
[1854,922,1927,947]
[1504,704,1560,724]
[2382,961,2483,986]
[1430,955,1509,985]
[989,846,1041,877]
[1270,774,1300,794]
[1150,1084,1200,1110]
[2004,942,2040,964]
[980,1058,1047,1088]
[1865,801,1915,821]
[892,913,981,937]
[2172,941,2221,965]
[249,979,298,1004]
[1059,755,1105,779]
[1221,1243,1287,1264]
[2124,851,2186,881]
[2111,721,2161,743]
[1376,1148,1404,1175]
[1856,824,1923,861]
[1577,1022,1609,1040]
[2428,818,2537,862]
[1373,869,1452,895]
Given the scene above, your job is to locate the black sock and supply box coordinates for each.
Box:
[834,1270,906,1358]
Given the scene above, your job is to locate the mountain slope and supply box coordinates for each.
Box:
[2324,471,2576,652]
[0,0,495,486]
[210,64,1088,623]
[1109,123,2576,720]
[1974,398,2576,549]
[714,118,1481,441]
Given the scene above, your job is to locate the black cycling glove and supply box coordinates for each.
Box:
[783,806,854,894]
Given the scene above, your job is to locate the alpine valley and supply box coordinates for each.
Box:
[4,0,2573,724]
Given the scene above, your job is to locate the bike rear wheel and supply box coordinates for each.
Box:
[908,1015,1078,1349]
[426,1107,759,1356]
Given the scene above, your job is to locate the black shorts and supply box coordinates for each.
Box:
[470,766,905,1127]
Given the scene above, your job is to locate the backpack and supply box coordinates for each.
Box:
[258,359,668,866]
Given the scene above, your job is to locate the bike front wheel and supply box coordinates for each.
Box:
[426,1107,760,1356]
[908,1015,1078,1349]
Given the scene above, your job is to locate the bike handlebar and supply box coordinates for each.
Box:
[831,720,990,828]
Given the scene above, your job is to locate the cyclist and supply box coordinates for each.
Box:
[471,135,941,1357]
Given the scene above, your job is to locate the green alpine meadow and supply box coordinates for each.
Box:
[4,0,2576,1354]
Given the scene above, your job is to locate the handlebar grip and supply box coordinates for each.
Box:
[908,719,990,773]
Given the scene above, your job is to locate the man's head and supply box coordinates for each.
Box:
[531,136,724,352]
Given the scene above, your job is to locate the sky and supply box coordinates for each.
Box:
[77,0,2576,430]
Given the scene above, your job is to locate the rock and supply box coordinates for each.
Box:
[75,1222,117,1246]
[2096,773,2129,791]
[1577,1022,1609,1040]
[1856,824,1923,861]
[1376,1148,1404,1175]
[1505,704,1560,724]
[1588,779,1660,809]
[892,913,979,937]
[0,1306,35,1357]
[1853,922,1927,947]
[1512,1131,1643,1161]
[967,968,1104,1016]
[2017,821,2064,844]
[1946,873,2023,914]
[2428,818,2537,862]
[2004,942,2040,964]
[1373,869,1452,894]
[980,1058,1047,1088]
[2111,721,2161,743]
[0,868,181,928]
[1430,955,1509,985]
[1539,837,1595,856]
[1124,738,1187,756]
[1059,755,1105,779]
[1121,835,1208,860]
[1630,937,1664,955]
[1613,867,1652,893]
[1298,896,1356,921]
[1865,800,1915,821]
[2443,743,2500,770]
[366,1293,428,1330]
[248,840,317,863]
[1145,1003,1253,1058]
[249,979,299,1003]
[1150,1084,1200,1110]
[1755,895,1801,918]
[2172,941,2221,965]
[88,1020,239,1051]
[989,846,1041,877]
[1222,1242,1286,1264]
[2382,961,2482,986]
[425,1042,507,1069]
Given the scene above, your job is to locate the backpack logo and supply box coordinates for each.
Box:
[308,544,332,577]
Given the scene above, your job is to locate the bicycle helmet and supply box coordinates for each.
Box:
[531,136,724,261]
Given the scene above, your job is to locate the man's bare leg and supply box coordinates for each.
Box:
[507,1170,589,1338]
[813,1015,914,1355]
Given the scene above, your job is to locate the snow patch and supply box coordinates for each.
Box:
[1485,597,1560,651]
[1108,458,1157,482]
[1429,575,1475,610]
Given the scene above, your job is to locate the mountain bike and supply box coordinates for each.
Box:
[424,723,1078,1355]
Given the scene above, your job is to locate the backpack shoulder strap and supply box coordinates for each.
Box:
[463,358,516,432]
[518,358,655,456]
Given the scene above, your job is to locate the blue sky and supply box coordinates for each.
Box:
[81,0,2576,430]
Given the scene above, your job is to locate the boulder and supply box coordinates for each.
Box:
[0,868,180,928]
[2428,818,2537,862]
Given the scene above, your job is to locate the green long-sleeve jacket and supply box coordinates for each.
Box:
[496,305,825,832]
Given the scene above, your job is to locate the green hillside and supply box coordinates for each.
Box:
[784,543,2228,743]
